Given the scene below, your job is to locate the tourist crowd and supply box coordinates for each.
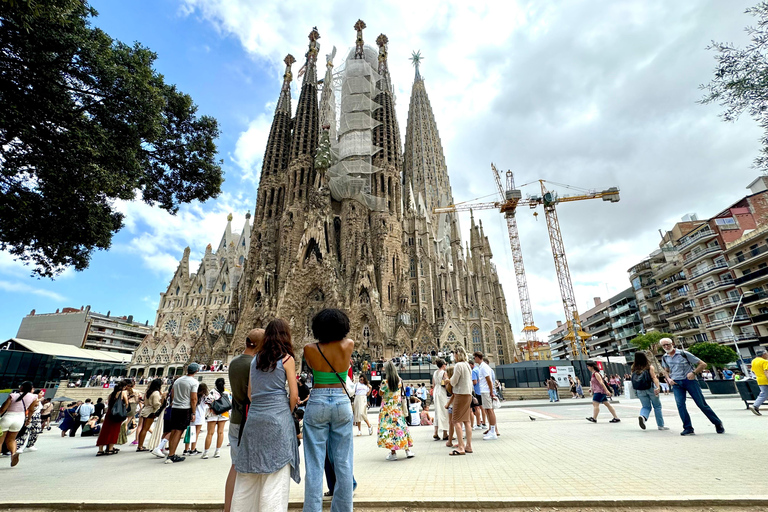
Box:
[5,311,768,512]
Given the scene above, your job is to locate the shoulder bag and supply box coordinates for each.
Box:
[211,391,232,415]
[631,369,653,390]
[110,393,128,421]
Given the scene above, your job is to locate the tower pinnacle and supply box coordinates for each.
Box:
[376,33,392,93]
[410,50,423,81]
[277,54,295,114]
[354,19,366,59]
[289,29,321,160]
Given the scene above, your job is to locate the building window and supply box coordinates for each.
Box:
[411,284,417,304]
[472,326,481,353]
[496,329,504,356]
[421,282,426,302]
[410,259,416,278]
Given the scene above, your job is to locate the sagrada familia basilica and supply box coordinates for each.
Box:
[129,21,519,378]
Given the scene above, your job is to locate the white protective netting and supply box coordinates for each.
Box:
[327,46,387,212]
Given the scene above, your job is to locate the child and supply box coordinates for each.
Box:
[408,397,422,426]
[419,402,433,426]
[294,408,304,447]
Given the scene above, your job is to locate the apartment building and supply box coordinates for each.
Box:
[516,340,552,361]
[548,289,640,360]
[609,288,643,355]
[16,306,152,355]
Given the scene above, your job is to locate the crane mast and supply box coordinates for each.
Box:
[494,166,539,359]
[540,181,589,359]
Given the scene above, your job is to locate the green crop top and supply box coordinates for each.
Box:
[312,369,348,385]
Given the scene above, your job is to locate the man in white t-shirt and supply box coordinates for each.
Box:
[165,363,200,464]
[473,351,498,440]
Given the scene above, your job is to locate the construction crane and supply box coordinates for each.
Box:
[434,166,620,359]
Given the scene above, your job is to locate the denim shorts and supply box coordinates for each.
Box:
[592,392,609,403]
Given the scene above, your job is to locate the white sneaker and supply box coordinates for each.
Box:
[483,432,498,440]
[162,449,169,456]
[151,448,165,458]
[16,448,23,454]
[24,446,37,452]
[658,426,670,431]
[214,449,221,458]
[405,449,415,459]
[473,425,483,430]
[164,457,173,464]
[386,453,398,461]
[201,451,209,459]
[368,427,373,435]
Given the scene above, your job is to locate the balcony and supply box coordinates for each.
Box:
[661,290,691,305]
[629,260,653,275]
[689,261,729,280]
[676,323,703,335]
[751,312,768,325]
[695,278,734,296]
[587,334,615,347]
[657,274,687,293]
[714,333,759,344]
[644,318,669,330]
[744,290,768,305]
[611,313,641,329]
[678,228,717,250]
[684,246,721,265]
[734,266,768,287]
[700,296,741,313]
[609,303,637,318]
[705,315,750,329]
[661,305,694,322]
[731,244,768,268]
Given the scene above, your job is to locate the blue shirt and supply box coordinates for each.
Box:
[471,367,481,395]
[723,369,734,380]
[661,349,701,381]
[405,386,411,397]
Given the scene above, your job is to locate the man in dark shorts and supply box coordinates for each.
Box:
[165,363,200,464]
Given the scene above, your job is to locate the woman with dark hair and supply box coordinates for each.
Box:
[632,352,668,431]
[432,359,449,441]
[377,361,414,461]
[58,401,79,437]
[0,381,39,467]
[301,308,355,512]
[136,378,164,451]
[585,362,620,424]
[149,378,175,456]
[96,380,130,455]
[116,380,138,446]
[15,388,45,454]
[202,377,230,459]
[232,318,300,512]
[353,375,372,436]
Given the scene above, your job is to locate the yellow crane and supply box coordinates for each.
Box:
[434,166,620,359]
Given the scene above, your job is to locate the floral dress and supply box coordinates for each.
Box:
[377,380,413,451]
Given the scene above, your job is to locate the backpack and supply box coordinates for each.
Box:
[211,392,232,415]
[631,369,653,391]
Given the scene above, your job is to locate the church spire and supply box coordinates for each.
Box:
[259,54,294,179]
[354,19,366,59]
[290,28,321,160]
[373,33,401,167]
[403,53,454,250]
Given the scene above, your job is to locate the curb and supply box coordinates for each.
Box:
[3,497,768,510]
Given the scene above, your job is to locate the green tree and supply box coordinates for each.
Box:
[630,332,674,353]
[0,1,223,278]
[701,2,768,172]
[688,342,738,369]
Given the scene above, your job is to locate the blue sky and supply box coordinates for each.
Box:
[0,0,764,341]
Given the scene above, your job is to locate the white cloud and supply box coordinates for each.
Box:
[0,280,67,301]
[180,0,765,340]
[115,191,253,278]
[231,113,272,184]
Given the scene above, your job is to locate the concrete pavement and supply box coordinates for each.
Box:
[1,395,766,507]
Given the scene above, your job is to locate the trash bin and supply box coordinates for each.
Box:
[735,379,760,409]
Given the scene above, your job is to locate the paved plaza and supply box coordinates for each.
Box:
[1,395,766,508]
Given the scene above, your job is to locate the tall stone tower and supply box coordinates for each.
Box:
[232,22,519,365]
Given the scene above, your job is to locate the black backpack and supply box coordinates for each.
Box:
[631,369,653,391]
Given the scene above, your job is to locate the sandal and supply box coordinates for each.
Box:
[107,448,120,454]
[449,449,465,456]
[136,448,149,452]
[464,449,473,453]
[445,442,456,447]
[433,435,440,440]
[96,451,106,456]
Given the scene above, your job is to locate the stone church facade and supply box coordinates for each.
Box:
[130,22,519,375]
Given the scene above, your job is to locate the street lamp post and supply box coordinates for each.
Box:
[728,291,753,378]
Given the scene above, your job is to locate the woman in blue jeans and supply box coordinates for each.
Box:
[631,352,669,431]
[302,308,355,512]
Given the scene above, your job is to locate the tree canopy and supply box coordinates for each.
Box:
[688,342,738,369]
[701,2,768,172]
[630,332,674,353]
[0,0,223,277]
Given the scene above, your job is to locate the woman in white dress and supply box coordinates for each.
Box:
[353,375,372,436]
[432,359,449,441]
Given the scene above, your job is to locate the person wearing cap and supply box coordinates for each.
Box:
[165,363,200,464]
[749,347,768,415]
